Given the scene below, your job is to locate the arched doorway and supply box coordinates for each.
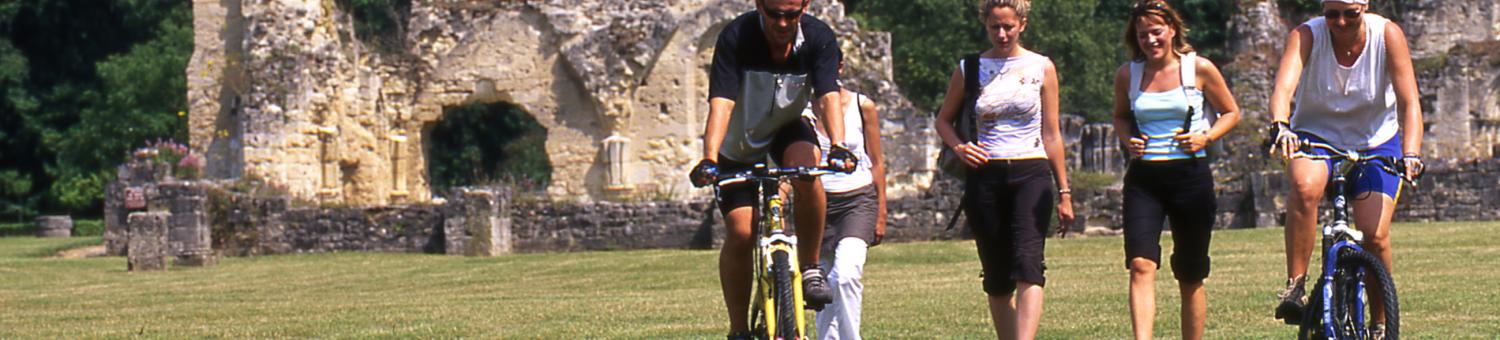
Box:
[424,102,551,194]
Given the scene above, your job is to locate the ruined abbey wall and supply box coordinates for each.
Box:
[188,0,934,206]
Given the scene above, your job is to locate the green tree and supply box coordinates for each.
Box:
[338,0,412,53]
[849,0,1234,122]
[1,0,190,216]
[425,103,552,192]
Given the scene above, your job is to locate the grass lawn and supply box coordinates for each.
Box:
[1,221,1497,338]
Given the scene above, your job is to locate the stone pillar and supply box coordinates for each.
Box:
[163,183,216,267]
[603,134,633,199]
[445,188,511,256]
[128,212,170,271]
[34,215,73,238]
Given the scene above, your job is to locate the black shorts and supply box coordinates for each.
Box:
[1122,158,1216,282]
[964,159,1054,295]
[716,119,820,216]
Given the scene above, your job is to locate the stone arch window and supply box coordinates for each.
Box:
[424,102,551,194]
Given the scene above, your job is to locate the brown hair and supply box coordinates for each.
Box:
[978,0,1030,21]
[1124,0,1194,61]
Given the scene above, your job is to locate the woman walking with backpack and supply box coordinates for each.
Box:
[934,0,1074,338]
[1110,1,1241,339]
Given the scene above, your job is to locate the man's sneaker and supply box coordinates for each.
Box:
[1369,323,1387,340]
[1275,275,1308,324]
[726,331,754,340]
[802,267,833,310]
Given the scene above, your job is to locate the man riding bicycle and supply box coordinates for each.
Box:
[686,0,859,338]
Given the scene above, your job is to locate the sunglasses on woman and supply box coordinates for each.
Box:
[1131,1,1168,15]
[1324,8,1362,19]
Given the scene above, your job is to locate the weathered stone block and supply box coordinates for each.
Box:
[128,212,170,272]
[446,188,511,256]
[34,215,73,238]
[103,181,129,255]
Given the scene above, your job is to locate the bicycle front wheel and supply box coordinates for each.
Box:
[1336,251,1399,340]
[771,250,798,339]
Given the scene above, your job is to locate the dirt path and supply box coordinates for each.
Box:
[55,245,106,259]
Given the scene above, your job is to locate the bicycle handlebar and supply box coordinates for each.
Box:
[1292,140,1416,186]
[714,165,836,187]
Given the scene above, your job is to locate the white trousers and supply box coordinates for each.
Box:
[816,238,868,340]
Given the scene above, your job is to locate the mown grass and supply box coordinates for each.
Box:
[1,222,1497,338]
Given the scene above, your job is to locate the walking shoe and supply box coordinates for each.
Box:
[802,267,833,310]
[1369,323,1387,340]
[1275,275,1308,324]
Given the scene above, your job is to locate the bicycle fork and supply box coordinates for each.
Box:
[757,195,807,339]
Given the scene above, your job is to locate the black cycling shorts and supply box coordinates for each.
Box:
[964,159,1054,295]
[1122,158,1216,282]
[716,118,820,216]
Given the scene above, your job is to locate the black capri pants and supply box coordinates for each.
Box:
[1122,158,1216,283]
[964,159,1054,295]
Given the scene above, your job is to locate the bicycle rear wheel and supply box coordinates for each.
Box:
[771,250,798,339]
[1335,251,1399,340]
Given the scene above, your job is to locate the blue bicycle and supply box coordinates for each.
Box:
[1291,140,1410,340]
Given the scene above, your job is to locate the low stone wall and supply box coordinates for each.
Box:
[102,160,1499,259]
[1396,159,1500,221]
[510,200,720,252]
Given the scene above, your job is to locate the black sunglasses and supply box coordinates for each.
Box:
[1132,1,1168,15]
[758,0,806,20]
[763,7,803,21]
[1324,8,1362,19]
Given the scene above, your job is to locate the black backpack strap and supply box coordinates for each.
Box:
[946,53,983,232]
[962,53,981,120]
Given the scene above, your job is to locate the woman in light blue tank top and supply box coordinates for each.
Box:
[1109,2,1240,339]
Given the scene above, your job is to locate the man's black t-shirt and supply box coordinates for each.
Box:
[708,11,841,102]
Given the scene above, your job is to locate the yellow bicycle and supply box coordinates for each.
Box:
[714,164,833,340]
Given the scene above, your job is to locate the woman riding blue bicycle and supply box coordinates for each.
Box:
[1266,1,1425,338]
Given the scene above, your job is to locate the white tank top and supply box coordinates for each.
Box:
[1292,15,1399,150]
[809,92,875,193]
[961,53,1049,160]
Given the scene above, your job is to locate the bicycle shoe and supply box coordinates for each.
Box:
[1275,275,1307,324]
[802,267,833,310]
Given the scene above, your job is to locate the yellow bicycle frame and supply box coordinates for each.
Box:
[752,192,808,338]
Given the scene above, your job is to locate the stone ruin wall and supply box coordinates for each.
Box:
[188,0,935,206]
[178,0,1499,243]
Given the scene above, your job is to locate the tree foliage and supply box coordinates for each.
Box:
[1,0,189,217]
[849,0,1234,122]
[425,103,552,192]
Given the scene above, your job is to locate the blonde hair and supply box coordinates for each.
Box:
[978,0,1030,21]
[1124,0,1195,60]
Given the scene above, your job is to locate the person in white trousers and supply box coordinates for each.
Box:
[806,59,885,340]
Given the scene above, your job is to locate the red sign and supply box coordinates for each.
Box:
[124,187,145,210]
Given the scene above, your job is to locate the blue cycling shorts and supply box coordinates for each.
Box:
[1298,131,1402,200]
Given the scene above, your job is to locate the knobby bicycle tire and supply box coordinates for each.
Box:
[772,250,798,339]
[1298,251,1399,340]
[1337,251,1399,340]
[1299,277,1327,340]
